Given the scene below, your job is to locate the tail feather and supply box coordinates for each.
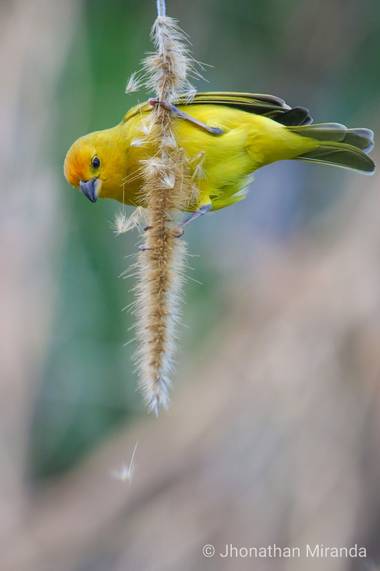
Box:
[290,123,375,174]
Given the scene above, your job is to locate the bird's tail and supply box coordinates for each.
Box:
[289,123,375,174]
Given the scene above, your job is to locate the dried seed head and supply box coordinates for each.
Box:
[139,16,198,101]
[135,240,186,413]
[130,11,199,413]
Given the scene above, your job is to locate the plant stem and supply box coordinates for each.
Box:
[156,0,166,17]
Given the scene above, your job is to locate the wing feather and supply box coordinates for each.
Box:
[175,92,313,125]
[123,92,313,127]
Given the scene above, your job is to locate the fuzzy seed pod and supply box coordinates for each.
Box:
[135,12,195,413]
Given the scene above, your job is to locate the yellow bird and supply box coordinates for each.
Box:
[64,92,375,222]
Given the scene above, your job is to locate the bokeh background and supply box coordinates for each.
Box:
[1,0,380,569]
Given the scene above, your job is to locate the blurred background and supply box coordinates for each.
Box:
[1,0,380,569]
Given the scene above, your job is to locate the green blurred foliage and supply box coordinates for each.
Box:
[29,0,380,481]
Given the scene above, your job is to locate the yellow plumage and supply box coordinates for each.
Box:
[64,92,375,211]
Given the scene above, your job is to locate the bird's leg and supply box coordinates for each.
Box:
[182,204,212,227]
[172,204,212,237]
[148,98,224,136]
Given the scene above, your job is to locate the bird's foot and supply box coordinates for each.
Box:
[171,226,184,238]
[148,99,224,136]
[141,204,211,242]
[172,204,212,237]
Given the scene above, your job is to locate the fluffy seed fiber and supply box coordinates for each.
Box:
[134,15,195,413]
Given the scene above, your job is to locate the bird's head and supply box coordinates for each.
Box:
[64,129,125,203]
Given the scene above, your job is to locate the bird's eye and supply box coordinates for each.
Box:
[91,156,100,169]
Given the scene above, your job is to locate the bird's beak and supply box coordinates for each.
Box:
[79,178,100,203]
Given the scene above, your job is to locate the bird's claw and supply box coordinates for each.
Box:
[140,204,211,245]
[172,226,184,238]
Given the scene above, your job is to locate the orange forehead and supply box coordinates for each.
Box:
[64,139,93,187]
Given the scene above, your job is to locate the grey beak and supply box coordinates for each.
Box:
[79,178,98,203]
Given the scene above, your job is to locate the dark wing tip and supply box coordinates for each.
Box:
[274,106,313,126]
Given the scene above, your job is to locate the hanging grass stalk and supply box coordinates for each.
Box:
[135,2,195,414]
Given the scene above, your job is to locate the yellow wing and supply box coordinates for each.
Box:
[122,91,313,127]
